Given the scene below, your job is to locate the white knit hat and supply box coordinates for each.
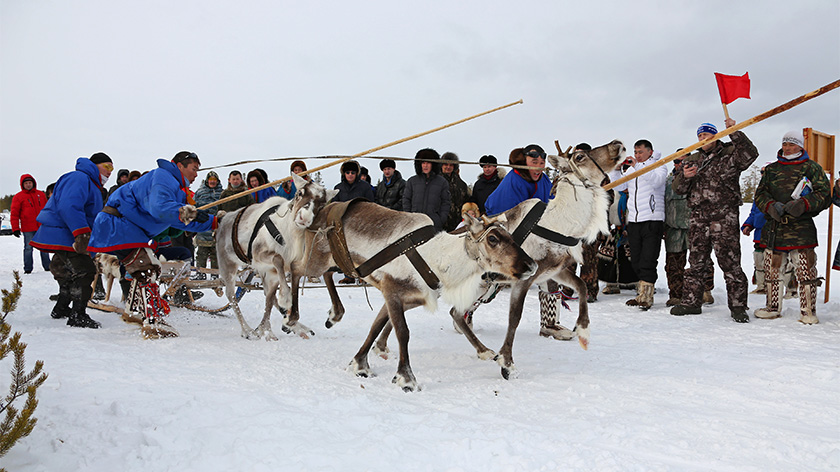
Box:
[782,130,804,148]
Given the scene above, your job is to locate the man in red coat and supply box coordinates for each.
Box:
[10,174,51,274]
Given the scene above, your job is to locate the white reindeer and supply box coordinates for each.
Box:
[216,174,337,340]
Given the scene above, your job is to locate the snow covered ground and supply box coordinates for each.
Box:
[2,206,839,472]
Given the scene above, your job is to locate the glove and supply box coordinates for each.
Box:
[767,201,785,222]
[179,205,198,224]
[783,199,807,218]
[73,232,90,254]
[194,210,210,223]
[13,230,20,238]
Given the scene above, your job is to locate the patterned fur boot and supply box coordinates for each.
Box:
[750,251,766,294]
[754,250,782,319]
[538,290,574,340]
[793,249,820,325]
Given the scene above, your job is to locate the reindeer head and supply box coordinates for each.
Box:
[549,140,625,184]
[463,214,537,280]
[289,173,337,229]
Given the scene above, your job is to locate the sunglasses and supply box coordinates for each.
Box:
[525,150,546,160]
[344,170,357,174]
[100,162,114,171]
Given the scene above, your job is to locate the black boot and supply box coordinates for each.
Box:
[67,298,101,329]
[50,292,72,319]
[170,286,203,304]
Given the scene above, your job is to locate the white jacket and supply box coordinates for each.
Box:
[617,152,667,223]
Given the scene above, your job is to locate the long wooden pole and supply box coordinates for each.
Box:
[604,79,840,191]
[199,99,524,210]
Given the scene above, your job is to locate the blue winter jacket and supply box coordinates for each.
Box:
[31,158,104,252]
[741,201,766,246]
[88,159,216,252]
[254,186,278,203]
[484,170,553,216]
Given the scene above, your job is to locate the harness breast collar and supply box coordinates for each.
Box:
[511,200,580,247]
[232,203,285,264]
[355,225,441,290]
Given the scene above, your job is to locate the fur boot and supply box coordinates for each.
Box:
[792,249,820,325]
[750,250,766,294]
[627,281,654,309]
[538,290,573,340]
[602,283,620,294]
[755,250,782,319]
[702,290,715,305]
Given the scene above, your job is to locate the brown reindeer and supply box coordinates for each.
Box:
[291,201,536,391]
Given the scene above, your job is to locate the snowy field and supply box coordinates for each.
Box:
[1,206,839,472]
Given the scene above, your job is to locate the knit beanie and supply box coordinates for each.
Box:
[696,123,718,136]
[782,130,804,148]
[89,152,112,164]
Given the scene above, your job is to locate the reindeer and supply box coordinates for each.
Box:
[370,140,624,380]
[290,201,536,391]
[215,174,337,340]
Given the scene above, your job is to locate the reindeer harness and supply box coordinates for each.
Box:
[231,203,286,264]
[322,199,442,290]
[512,201,580,247]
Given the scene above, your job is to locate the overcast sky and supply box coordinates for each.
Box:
[2,0,838,197]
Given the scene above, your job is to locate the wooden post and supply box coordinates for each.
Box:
[604,79,840,191]
[199,100,524,210]
[804,127,837,303]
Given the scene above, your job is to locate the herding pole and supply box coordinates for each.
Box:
[199,100,524,210]
[604,79,840,192]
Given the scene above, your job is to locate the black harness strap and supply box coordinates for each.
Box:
[355,225,441,290]
[246,204,283,262]
[511,201,580,247]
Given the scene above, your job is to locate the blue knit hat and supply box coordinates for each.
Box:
[697,123,718,136]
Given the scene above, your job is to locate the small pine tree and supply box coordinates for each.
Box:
[741,165,762,203]
[0,271,48,468]
[310,171,324,187]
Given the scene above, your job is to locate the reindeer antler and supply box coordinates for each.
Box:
[554,140,573,159]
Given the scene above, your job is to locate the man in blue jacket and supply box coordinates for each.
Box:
[32,152,114,329]
[88,151,221,338]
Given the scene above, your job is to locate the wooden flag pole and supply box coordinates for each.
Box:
[604,79,840,191]
[722,102,731,121]
[199,100,524,210]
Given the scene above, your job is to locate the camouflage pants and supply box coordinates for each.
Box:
[49,250,97,302]
[665,250,714,300]
[682,211,748,309]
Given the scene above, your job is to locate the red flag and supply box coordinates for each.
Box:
[715,72,751,104]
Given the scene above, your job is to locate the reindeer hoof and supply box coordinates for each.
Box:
[392,375,420,392]
[325,319,334,329]
[477,349,497,361]
[348,359,374,378]
[241,330,260,340]
[576,326,590,350]
[372,344,390,360]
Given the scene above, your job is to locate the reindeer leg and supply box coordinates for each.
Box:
[256,270,280,341]
[373,321,392,360]
[348,304,391,378]
[449,306,496,360]
[270,256,312,339]
[386,295,420,392]
[220,258,258,340]
[323,271,346,329]
[497,281,530,380]
[553,272,590,350]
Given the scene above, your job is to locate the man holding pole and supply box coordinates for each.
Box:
[670,119,759,322]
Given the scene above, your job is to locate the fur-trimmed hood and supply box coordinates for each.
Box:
[441,151,460,172]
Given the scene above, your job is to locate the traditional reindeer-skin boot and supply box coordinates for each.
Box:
[750,251,766,294]
[793,250,820,325]
[538,290,574,340]
[702,291,715,305]
[602,283,620,295]
[754,250,782,320]
[638,281,654,310]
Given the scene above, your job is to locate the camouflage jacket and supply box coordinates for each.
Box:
[754,150,831,251]
[673,131,759,219]
[664,171,688,229]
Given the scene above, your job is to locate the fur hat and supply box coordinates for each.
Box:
[205,171,220,185]
[782,130,804,148]
[246,169,267,187]
[479,155,497,166]
[509,148,525,166]
[128,170,142,181]
[441,151,460,172]
[340,160,361,176]
[414,148,441,176]
[697,123,718,136]
[290,160,307,173]
[379,158,396,170]
[89,152,112,165]
[461,201,479,218]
